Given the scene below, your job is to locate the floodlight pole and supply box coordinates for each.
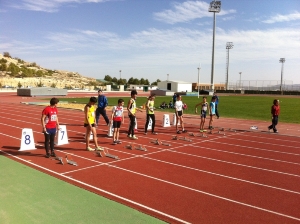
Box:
[119,70,122,79]
[226,42,233,90]
[197,66,201,98]
[209,0,221,93]
[239,72,242,89]
[279,58,285,93]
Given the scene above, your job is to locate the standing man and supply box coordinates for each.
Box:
[214,92,220,119]
[172,93,177,107]
[96,89,110,126]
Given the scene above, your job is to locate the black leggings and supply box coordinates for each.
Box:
[44,132,55,153]
[145,114,155,133]
[128,115,136,136]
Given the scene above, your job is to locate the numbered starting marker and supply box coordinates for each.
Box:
[55,125,69,145]
[107,122,114,137]
[147,117,153,130]
[20,128,36,151]
[162,114,170,127]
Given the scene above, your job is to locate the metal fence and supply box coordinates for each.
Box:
[224,80,299,91]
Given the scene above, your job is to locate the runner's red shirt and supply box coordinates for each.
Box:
[42,106,58,129]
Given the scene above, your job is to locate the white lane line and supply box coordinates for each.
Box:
[144,155,300,195]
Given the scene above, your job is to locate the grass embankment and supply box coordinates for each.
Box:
[61,95,300,124]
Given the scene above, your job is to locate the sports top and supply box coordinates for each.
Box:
[42,106,58,129]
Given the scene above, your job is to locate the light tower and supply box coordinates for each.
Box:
[279,58,285,93]
[225,42,233,90]
[197,66,201,98]
[208,0,221,94]
[119,70,122,79]
[239,72,242,89]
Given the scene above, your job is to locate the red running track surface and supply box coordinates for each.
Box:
[1,92,300,223]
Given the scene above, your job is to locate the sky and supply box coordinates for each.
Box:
[0,0,300,85]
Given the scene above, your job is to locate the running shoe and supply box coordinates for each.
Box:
[113,141,117,145]
[182,130,187,133]
[96,146,104,151]
[131,135,138,140]
[144,132,148,135]
[274,131,279,133]
[127,134,132,138]
[45,153,50,158]
[117,140,122,144]
[199,130,203,133]
[177,130,181,134]
[50,151,56,157]
[152,132,158,135]
[87,147,95,151]
[202,129,207,132]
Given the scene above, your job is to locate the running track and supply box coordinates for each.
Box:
[0,92,300,223]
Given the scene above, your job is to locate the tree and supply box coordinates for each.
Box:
[151,79,161,86]
[7,63,20,76]
[51,82,57,88]
[0,63,7,71]
[18,82,22,88]
[144,79,150,85]
[127,77,134,84]
[104,75,112,81]
[133,78,140,85]
[3,52,11,58]
[36,80,43,87]
[140,78,145,85]
[112,77,118,83]
[36,70,44,77]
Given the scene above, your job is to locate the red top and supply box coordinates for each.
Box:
[42,106,58,129]
[271,105,280,116]
[112,106,123,121]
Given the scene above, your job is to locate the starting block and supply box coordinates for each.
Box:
[66,155,78,166]
[95,151,103,157]
[189,132,208,138]
[125,143,147,151]
[52,157,65,165]
[208,130,225,135]
[103,149,119,159]
[178,136,192,142]
[188,132,195,136]
[171,135,192,142]
[150,139,171,146]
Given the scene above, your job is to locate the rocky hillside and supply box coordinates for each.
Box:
[0,53,101,89]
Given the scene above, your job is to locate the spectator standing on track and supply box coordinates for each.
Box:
[172,93,177,106]
[41,97,60,158]
[84,97,103,151]
[208,96,216,130]
[144,94,157,135]
[174,95,187,134]
[127,90,141,140]
[96,89,109,126]
[195,96,209,132]
[268,99,280,133]
[213,92,220,119]
[111,99,125,145]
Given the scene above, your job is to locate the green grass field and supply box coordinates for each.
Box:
[62,95,300,124]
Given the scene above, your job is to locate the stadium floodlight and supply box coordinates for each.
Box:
[119,70,122,79]
[225,42,233,90]
[208,0,221,93]
[279,58,285,92]
[197,66,201,98]
[239,72,242,89]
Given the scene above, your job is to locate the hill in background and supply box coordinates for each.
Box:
[0,53,101,90]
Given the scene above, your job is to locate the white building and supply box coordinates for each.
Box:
[157,80,192,92]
